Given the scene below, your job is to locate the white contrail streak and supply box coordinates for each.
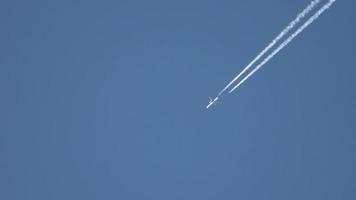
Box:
[217,0,321,97]
[229,0,336,93]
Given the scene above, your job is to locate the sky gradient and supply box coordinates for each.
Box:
[1,0,355,199]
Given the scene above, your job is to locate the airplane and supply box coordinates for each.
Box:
[206,97,219,109]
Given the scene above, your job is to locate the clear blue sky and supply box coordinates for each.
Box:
[1,0,355,199]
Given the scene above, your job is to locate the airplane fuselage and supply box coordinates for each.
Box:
[206,97,219,109]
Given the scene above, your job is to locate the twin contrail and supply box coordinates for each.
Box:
[207,0,336,108]
[229,0,336,93]
[217,0,321,97]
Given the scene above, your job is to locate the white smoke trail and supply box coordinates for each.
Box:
[229,0,336,93]
[217,0,321,96]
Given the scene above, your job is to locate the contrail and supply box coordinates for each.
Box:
[229,0,336,93]
[217,0,321,97]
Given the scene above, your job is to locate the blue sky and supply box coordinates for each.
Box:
[1,0,355,199]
